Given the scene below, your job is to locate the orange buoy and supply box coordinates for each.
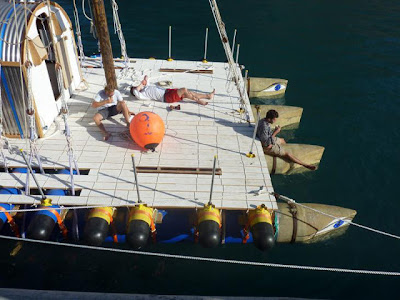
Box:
[129,112,165,151]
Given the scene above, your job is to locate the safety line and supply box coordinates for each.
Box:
[0,234,398,276]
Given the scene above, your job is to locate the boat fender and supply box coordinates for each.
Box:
[84,207,115,246]
[195,204,221,248]
[26,199,67,241]
[243,204,275,251]
[0,204,20,237]
[126,204,155,249]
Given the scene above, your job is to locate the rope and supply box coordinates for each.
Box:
[83,0,97,40]
[56,64,80,194]
[274,193,400,241]
[0,234,398,276]
[0,64,8,173]
[73,0,86,68]
[82,0,93,21]
[110,0,131,79]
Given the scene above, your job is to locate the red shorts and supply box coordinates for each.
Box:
[164,89,183,103]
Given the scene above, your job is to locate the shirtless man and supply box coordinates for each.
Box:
[130,75,214,105]
[257,109,316,171]
[92,85,134,141]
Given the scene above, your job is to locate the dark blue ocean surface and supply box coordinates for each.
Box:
[1,0,399,298]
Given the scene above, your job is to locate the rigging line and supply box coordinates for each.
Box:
[274,193,400,241]
[23,0,30,152]
[81,0,92,21]
[86,0,97,40]
[0,36,54,49]
[0,234,398,276]
[72,0,86,67]
[0,64,8,173]
[110,0,130,77]
[21,6,48,21]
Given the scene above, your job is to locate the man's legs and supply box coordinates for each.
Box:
[93,113,111,141]
[282,152,316,170]
[277,138,286,145]
[265,144,316,171]
[116,101,134,124]
[176,88,215,105]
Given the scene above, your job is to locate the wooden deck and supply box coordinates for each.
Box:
[0,58,277,210]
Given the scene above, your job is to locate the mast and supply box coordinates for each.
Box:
[91,0,118,89]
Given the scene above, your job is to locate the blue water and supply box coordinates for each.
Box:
[1,0,400,298]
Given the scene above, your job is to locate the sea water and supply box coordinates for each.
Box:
[1,0,399,298]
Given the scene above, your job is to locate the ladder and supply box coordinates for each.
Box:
[208,0,250,123]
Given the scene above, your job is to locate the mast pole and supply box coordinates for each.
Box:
[91,0,118,89]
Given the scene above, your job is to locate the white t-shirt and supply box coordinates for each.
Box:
[132,86,166,102]
[94,89,123,110]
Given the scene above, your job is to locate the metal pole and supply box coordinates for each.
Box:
[231,29,237,58]
[131,154,142,203]
[203,27,209,63]
[20,149,45,200]
[235,44,240,65]
[24,154,32,195]
[243,69,248,96]
[247,105,260,158]
[208,155,217,206]
[168,25,173,61]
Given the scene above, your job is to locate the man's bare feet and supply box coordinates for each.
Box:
[103,132,112,141]
[169,105,181,111]
[305,165,317,171]
[142,75,148,86]
[207,89,215,100]
[198,100,208,106]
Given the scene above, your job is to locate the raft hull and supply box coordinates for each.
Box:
[251,105,303,129]
[264,143,325,175]
[276,203,357,243]
[247,77,288,98]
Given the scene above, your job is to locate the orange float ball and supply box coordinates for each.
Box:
[129,112,165,151]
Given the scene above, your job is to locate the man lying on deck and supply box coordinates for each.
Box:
[130,75,214,106]
[257,109,316,171]
[92,85,135,141]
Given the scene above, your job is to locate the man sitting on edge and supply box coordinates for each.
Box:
[130,75,214,106]
[257,109,316,171]
[92,85,134,141]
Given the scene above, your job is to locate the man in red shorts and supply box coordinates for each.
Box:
[130,75,214,105]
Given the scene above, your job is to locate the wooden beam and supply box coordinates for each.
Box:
[136,166,222,175]
[0,61,20,67]
[91,0,118,89]
[159,68,213,74]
